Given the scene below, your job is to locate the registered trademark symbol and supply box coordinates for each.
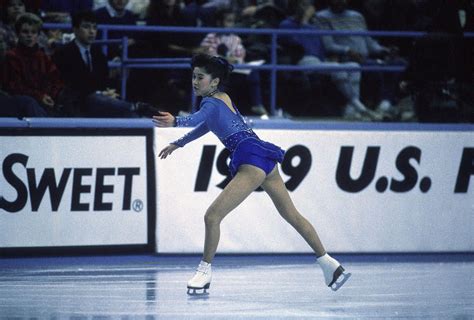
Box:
[132,199,143,212]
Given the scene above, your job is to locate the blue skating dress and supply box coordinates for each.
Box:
[172,97,285,177]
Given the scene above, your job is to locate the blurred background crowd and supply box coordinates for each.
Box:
[0,0,473,122]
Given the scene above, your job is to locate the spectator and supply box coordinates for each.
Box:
[358,0,417,58]
[94,0,149,18]
[0,0,53,53]
[181,0,218,28]
[52,10,156,117]
[0,92,49,117]
[129,0,197,115]
[0,0,41,14]
[402,0,472,122]
[231,0,287,28]
[94,0,139,60]
[0,25,48,117]
[279,0,379,120]
[315,0,407,119]
[3,13,63,115]
[143,0,195,57]
[231,1,287,64]
[94,0,138,28]
[39,0,94,23]
[199,7,267,116]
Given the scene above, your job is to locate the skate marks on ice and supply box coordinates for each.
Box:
[0,254,473,319]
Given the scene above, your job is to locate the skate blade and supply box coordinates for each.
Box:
[330,271,351,291]
[187,283,210,295]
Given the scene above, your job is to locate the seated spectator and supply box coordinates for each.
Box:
[199,7,267,116]
[231,1,287,65]
[358,0,418,58]
[39,0,94,23]
[0,0,54,54]
[52,10,156,117]
[94,0,149,18]
[401,0,472,122]
[94,0,138,31]
[94,0,139,60]
[2,13,63,115]
[232,0,287,28]
[315,0,407,119]
[143,0,196,57]
[0,92,49,117]
[181,0,218,28]
[128,0,198,115]
[0,26,48,117]
[279,0,380,120]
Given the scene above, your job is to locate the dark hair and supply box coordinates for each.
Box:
[2,0,26,24]
[191,53,234,84]
[214,7,234,25]
[71,10,97,28]
[145,0,181,21]
[14,12,42,33]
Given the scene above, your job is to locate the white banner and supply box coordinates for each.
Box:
[0,135,149,248]
[155,128,473,253]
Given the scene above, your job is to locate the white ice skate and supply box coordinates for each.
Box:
[187,261,211,295]
[317,253,351,291]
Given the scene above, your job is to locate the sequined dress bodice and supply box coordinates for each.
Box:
[172,97,258,152]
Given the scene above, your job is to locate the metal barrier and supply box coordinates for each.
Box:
[45,23,474,115]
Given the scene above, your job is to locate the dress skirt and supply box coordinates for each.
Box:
[229,137,285,177]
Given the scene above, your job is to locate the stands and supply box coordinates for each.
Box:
[1,0,473,122]
[40,23,473,121]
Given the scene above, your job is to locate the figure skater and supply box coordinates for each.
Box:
[152,53,351,294]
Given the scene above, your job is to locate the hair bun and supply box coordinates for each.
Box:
[214,56,234,72]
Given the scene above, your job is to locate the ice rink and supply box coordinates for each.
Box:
[0,254,472,319]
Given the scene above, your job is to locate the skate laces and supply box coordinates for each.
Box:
[196,264,210,275]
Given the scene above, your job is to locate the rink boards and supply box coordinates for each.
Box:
[0,119,472,254]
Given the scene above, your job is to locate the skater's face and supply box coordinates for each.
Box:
[74,20,98,46]
[17,23,39,48]
[192,67,220,97]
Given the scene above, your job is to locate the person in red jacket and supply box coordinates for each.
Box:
[3,12,63,114]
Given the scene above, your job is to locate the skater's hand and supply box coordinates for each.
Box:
[159,143,179,159]
[153,112,176,127]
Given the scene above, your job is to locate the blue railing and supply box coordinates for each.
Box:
[45,23,474,115]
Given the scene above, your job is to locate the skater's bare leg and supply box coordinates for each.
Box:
[261,166,326,256]
[262,166,351,290]
[202,164,266,263]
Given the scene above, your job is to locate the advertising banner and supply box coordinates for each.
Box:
[0,131,152,248]
[155,127,473,253]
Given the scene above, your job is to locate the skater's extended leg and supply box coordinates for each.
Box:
[261,166,326,256]
[203,164,267,263]
[187,165,266,293]
[261,166,351,290]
